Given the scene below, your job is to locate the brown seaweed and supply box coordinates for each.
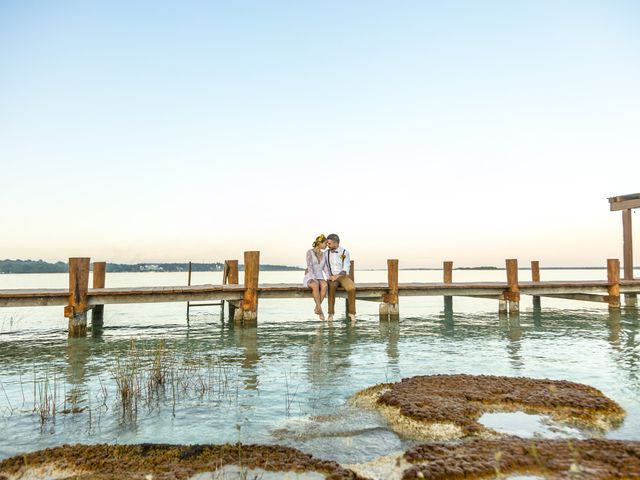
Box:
[353,374,624,439]
[0,443,367,480]
[402,437,640,479]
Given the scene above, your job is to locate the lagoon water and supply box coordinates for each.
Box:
[0,269,639,464]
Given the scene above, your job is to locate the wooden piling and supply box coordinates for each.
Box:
[91,261,106,329]
[531,260,541,308]
[622,209,637,307]
[380,259,399,319]
[235,251,259,324]
[505,259,520,314]
[607,258,621,309]
[498,299,508,314]
[186,261,193,321]
[225,259,239,320]
[443,261,453,311]
[64,257,90,337]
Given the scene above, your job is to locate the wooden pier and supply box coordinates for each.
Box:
[1,252,639,336]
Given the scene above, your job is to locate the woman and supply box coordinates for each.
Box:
[304,234,328,320]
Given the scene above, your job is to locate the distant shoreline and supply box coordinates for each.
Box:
[0,259,302,274]
[0,259,625,274]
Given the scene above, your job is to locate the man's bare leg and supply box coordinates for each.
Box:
[338,275,356,323]
[327,280,338,321]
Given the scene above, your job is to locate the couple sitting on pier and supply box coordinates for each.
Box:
[303,233,356,323]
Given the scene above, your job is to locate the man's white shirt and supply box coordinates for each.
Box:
[324,247,350,277]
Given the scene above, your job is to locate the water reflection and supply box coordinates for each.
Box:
[532,305,543,328]
[306,321,354,391]
[502,316,523,370]
[441,302,455,336]
[378,319,399,371]
[610,309,640,384]
[1,308,640,460]
[607,309,621,345]
[233,324,259,390]
[65,338,90,386]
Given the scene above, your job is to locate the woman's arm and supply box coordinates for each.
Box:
[305,249,314,274]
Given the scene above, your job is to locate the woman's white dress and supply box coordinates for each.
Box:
[303,249,327,286]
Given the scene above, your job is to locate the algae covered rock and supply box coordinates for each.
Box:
[351,374,624,440]
[402,437,640,479]
[0,443,367,480]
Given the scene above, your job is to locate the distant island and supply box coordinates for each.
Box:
[0,259,302,274]
[457,266,499,270]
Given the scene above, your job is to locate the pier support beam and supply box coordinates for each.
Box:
[380,259,399,320]
[64,257,90,337]
[623,209,637,307]
[505,259,520,314]
[607,258,621,309]
[91,261,106,332]
[498,299,508,314]
[443,261,453,312]
[531,260,541,308]
[235,251,259,324]
[225,260,239,320]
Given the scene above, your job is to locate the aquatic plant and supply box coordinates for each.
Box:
[284,371,299,417]
[32,369,62,428]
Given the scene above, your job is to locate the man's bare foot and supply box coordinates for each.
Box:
[327,314,334,322]
[349,313,356,324]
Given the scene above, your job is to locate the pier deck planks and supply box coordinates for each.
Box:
[2,279,640,308]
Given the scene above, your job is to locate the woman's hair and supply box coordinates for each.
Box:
[312,234,326,248]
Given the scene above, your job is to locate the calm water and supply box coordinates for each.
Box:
[0,269,639,464]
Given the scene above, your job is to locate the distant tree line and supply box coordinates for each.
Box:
[0,259,302,274]
[0,259,68,273]
[104,262,225,273]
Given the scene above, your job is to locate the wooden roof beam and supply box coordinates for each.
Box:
[608,193,640,211]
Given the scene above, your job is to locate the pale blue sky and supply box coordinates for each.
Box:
[1,1,639,267]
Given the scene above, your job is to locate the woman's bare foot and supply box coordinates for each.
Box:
[314,305,321,315]
[319,311,325,321]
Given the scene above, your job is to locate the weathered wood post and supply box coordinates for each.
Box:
[505,259,520,314]
[498,298,508,314]
[607,258,621,309]
[380,259,399,319]
[443,261,453,312]
[345,260,355,315]
[186,261,193,323]
[91,261,106,329]
[64,257,90,337]
[235,251,259,324]
[531,260,541,308]
[225,259,239,320]
[622,209,636,307]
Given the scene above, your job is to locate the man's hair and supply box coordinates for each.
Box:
[326,233,340,244]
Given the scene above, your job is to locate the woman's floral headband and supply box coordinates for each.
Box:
[312,234,326,247]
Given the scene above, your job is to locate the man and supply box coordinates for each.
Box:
[323,233,356,323]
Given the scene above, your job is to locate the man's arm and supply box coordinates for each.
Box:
[340,249,350,276]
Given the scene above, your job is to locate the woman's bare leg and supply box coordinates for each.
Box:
[309,280,321,314]
[319,281,328,303]
[318,281,327,320]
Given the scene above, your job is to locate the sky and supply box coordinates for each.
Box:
[1,1,639,268]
